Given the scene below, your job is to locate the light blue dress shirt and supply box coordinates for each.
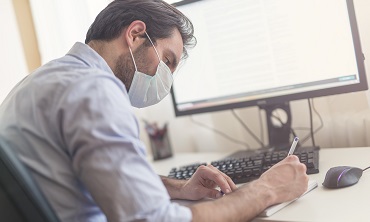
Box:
[0,42,192,222]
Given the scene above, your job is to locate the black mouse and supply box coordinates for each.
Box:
[322,166,363,189]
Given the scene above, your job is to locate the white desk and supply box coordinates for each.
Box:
[149,147,370,222]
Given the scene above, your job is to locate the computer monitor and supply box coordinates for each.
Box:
[170,0,367,148]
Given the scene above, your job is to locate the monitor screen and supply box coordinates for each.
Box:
[171,0,367,117]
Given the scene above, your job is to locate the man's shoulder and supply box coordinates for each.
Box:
[36,55,110,80]
[30,54,123,92]
[14,55,128,116]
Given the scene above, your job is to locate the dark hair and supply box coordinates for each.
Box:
[85,0,196,59]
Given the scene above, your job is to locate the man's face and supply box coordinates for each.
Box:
[114,28,183,91]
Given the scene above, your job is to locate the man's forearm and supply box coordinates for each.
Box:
[190,179,275,222]
[160,176,187,199]
[159,155,308,221]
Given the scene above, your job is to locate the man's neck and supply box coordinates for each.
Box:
[88,40,120,72]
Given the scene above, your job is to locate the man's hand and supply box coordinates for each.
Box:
[253,155,309,206]
[160,165,236,200]
[189,155,309,222]
[180,164,237,200]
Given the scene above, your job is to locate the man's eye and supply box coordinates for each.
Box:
[165,58,171,66]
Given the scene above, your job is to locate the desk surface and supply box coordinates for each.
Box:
[149,147,370,222]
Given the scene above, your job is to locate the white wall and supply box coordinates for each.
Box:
[6,0,370,154]
[137,0,370,153]
[0,0,28,103]
[29,0,111,63]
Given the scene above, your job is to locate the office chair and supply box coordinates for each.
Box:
[0,139,60,222]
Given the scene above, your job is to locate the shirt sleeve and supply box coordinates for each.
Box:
[55,74,192,222]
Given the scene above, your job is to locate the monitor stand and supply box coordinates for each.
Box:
[225,102,293,160]
[224,102,320,160]
[259,102,292,150]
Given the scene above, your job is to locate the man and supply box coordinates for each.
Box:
[0,0,308,221]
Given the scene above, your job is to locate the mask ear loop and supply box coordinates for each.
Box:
[144,31,161,62]
[128,47,138,71]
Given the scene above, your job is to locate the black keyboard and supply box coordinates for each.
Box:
[168,147,319,184]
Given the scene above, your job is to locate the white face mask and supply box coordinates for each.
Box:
[128,32,174,108]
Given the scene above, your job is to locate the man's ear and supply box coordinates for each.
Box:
[124,20,147,49]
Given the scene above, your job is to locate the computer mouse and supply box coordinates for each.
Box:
[322,166,363,189]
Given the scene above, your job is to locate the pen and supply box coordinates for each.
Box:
[288,137,299,156]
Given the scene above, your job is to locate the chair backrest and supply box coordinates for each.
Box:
[0,139,60,222]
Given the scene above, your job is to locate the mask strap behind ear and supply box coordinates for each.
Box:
[128,47,138,71]
[145,31,161,61]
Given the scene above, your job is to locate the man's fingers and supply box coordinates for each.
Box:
[286,154,300,162]
[206,188,223,199]
[285,155,307,173]
[208,165,237,191]
[197,165,233,194]
[197,165,231,194]
[272,155,299,168]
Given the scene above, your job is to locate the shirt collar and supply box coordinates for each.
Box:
[66,42,113,74]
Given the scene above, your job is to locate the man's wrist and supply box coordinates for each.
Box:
[245,179,276,209]
[160,176,187,199]
[189,179,276,222]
